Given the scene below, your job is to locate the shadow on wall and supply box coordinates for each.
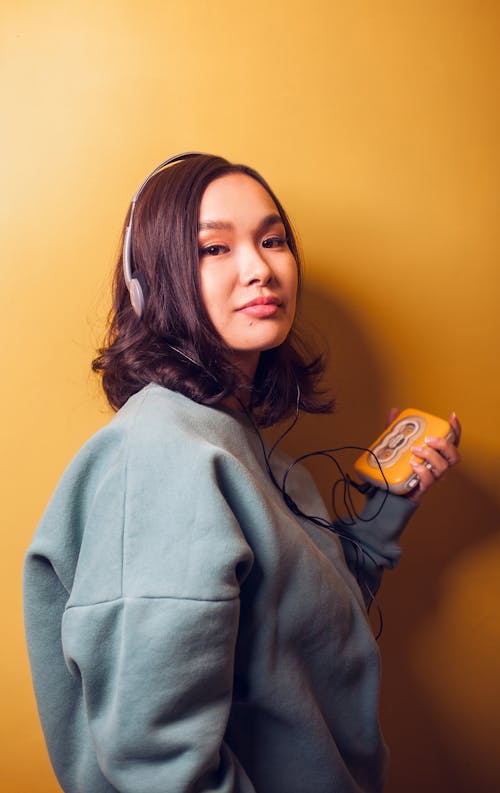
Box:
[268,284,500,793]
[266,284,389,479]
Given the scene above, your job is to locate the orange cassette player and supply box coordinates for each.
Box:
[354,409,456,494]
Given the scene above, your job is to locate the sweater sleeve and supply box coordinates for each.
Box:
[60,596,254,793]
[267,447,418,607]
[337,489,418,601]
[23,406,257,793]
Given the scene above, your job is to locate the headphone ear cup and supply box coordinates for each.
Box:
[129,271,148,318]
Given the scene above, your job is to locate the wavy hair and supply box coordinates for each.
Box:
[92,154,333,426]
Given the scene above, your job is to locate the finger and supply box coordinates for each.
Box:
[411,445,450,478]
[449,412,462,447]
[385,407,401,427]
[407,459,436,500]
[421,435,461,467]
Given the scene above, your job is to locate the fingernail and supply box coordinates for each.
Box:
[425,436,438,444]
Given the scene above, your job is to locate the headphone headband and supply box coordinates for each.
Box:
[122,151,205,317]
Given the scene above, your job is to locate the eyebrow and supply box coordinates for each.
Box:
[198,213,284,234]
[198,220,233,231]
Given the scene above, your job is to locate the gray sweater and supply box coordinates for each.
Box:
[24,384,416,793]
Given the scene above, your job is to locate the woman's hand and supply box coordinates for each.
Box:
[408,411,461,502]
[386,409,462,503]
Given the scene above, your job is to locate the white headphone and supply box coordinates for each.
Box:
[122,151,204,318]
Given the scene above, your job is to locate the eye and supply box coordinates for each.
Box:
[262,236,287,249]
[199,244,229,257]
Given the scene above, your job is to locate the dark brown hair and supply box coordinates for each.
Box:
[92,154,333,426]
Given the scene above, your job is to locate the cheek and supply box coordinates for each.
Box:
[199,267,229,328]
[288,267,299,315]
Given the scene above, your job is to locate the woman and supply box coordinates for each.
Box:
[24,153,461,793]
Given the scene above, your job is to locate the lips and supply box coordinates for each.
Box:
[237,295,282,318]
[238,295,281,309]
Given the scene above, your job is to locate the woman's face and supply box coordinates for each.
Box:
[198,173,298,380]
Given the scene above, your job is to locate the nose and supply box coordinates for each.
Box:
[239,244,273,286]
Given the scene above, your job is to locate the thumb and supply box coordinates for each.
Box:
[386,407,401,427]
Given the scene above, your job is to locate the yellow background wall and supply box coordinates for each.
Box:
[2,2,499,791]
